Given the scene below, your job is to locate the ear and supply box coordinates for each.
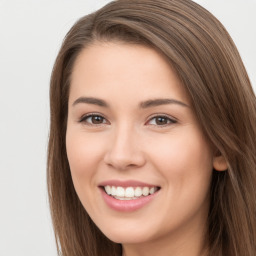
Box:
[213,151,228,171]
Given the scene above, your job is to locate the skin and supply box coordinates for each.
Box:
[66,42,227,256]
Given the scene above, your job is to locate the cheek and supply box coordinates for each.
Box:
[65,129,108,216]
[146,128,213,229]
[66,129,105,184]
[148,127,213,186]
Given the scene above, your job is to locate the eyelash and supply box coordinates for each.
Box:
[79,113,109,126]
[79,113,177,127]
[146,114,177,126]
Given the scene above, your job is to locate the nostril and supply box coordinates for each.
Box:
[104,150,146,171]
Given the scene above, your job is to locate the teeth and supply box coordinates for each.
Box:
[142,187,149,196]
[125,187,135,197]
[116,187,125,197]
[111,186,116,196]
[149,187,155,194]
[134,187,142,197]
[105,185,111,195]
[104,186,158,199]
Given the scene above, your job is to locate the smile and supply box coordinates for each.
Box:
[104,186,159,200]
[99,181,161,212]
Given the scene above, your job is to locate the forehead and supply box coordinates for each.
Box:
[70,41,190,105]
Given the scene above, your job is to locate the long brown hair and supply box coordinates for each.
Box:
[47,0,256,255]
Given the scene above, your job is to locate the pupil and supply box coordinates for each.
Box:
[156,117,167,125]
[92,116,103,124]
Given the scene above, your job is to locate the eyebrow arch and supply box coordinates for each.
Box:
[72,97,109,107]
[140,98,189,108]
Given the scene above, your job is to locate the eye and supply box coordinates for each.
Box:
[79,114,108,125]
[147,115,177,126]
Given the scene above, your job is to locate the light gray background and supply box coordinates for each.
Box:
[0,1,255,255]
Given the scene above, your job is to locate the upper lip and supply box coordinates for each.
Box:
[98,179,160,188]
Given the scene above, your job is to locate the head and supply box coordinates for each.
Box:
[47,0,256,256]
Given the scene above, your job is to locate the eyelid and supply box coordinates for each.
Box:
[146,114,177,126]
[79,112,110,125]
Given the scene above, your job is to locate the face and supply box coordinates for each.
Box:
[66,42,216,247]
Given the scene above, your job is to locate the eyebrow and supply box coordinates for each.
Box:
[72,97,189,108]
[72,97,109,107]
[140,98,189,108]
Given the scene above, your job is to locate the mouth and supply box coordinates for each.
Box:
[98,180,161,211]
[100,185,161,201]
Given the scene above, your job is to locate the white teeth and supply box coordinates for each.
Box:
[134,187,142,197]
[142,187,149,196]
[114,197,138,200]
[149,187,156,194]
[104,185,158,199]
[111,186,116,196]
[116,187,125,197]
[105,185,111,195]
[125,187,135,197]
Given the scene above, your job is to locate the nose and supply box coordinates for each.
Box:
[103,124,146,171]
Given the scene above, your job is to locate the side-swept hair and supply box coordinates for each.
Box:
[47,0,256,255]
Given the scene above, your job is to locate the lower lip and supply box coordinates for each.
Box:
[100,188,159,212]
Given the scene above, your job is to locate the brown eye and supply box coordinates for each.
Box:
[91,116,104,124]
[80,114,107,125]
[155,117,169,125]
[147,115,177,126]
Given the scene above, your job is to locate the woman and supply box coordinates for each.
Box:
[47,0,256,255]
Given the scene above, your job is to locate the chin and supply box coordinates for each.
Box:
[99,223,156,244]
[106,233,151,245]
